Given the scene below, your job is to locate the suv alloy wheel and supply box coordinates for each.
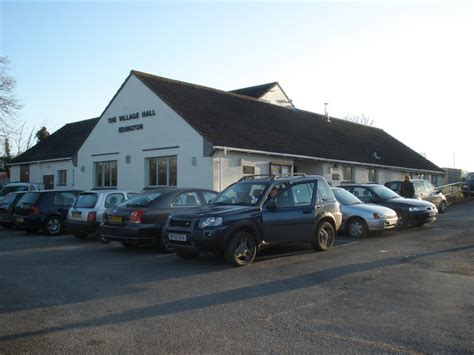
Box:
[225,231,257,267]
[311,221,335,251]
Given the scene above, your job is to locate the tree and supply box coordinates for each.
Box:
[343,113,375,126]
[35,126,50,143]
[4,138,11,161]
[0,56,21,124]
[0,56,27,156]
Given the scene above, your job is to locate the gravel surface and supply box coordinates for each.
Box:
[0,201,473,354]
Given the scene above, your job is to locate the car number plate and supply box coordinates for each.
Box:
[109,215,123,223]
[168,233,187,242]
[71,211,82,219]
[16,217,24,223]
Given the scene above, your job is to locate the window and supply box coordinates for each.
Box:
[342,166,353,182]
[75,193,98,208]
[368,168,377,183]
[171,192,202,207]
[147,156,177,187]
[202,191,218,204]
[290,183,315,206]
[414,181,428,195]
[351,187,374,203]
[270,163,291,176]
[104,193,125,208]
[317,180,334,202]
[57,170,67,185]
[95,161,117,188]
[54,192,77,206]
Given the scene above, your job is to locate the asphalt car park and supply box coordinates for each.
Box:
[0,201,473,353]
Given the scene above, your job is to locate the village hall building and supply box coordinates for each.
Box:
[9,70,445,192]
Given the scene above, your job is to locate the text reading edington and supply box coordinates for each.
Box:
[107,109,157,134]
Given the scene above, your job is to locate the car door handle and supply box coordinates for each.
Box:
[302,208,312,214]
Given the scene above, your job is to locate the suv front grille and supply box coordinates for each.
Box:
[169,219,193,228]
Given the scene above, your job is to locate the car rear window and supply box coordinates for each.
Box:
[75,193,99,208]
[1,186,28,196]
[119,192,162,207]
[20,192,40,205]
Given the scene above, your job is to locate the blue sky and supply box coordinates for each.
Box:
[1,0,473,171]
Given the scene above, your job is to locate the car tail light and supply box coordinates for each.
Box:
[87,212,97,223]
[129,210,145,224]
[30,206,43,215]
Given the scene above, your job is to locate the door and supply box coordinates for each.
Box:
[262,181,317,243]
[43,175,54,189]
[413,181,428,200]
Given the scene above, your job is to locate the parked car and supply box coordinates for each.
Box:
[165,174,342,267]
[0,191,27,228]
[384,179,448,213]
[65,190,138,240]
[99,188,219,252]
[0,182,44,199]
[14,190,81,235]
[339,184,438,229]
[331,187,398,238]
[462,172,474,197]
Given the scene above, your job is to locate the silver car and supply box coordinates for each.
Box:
[66,190,138,239]
[332,187,398,237]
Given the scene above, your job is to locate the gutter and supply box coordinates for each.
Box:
[212,146,444,175]
[7,157,72,166]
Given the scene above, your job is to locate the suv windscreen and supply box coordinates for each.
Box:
[466,173,474,181]
[75,193,99,208]
[119,192,162,207]
[214,182,267,206]
[19,192,40,205]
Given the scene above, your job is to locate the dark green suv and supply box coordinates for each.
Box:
[165,174,342,267]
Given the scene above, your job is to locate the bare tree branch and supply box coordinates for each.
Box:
[343,113,375,126]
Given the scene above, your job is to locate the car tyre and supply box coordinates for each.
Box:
[44,216,63,236]
[438,200,447,214]
[175,247,199,259]
[311,221,335,251]
[159,236,174,254]
[225,231,257,267]
[346,217,368,238]
[395,210,408,230]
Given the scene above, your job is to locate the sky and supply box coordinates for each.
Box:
[1,0,473,172]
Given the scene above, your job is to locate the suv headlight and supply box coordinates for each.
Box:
[409,207,424,212]
[199,217,223,228]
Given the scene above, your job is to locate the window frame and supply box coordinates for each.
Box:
[57,170,67,186]
[342,166,353,182]
[94,160,118,188]
[146,155,177,187]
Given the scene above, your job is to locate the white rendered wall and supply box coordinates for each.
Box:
[212,151,293,191]
[8,161,74,189]
[76,74,213,192]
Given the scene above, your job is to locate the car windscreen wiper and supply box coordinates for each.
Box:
[126,203,145,208]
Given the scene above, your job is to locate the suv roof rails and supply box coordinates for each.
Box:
[238,174,274,182]
[272,173,307,180]
[238,173,308,182]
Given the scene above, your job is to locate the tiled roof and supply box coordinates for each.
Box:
[10,117,99,164]
[229,82,278,99]
[134,71,444,173]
